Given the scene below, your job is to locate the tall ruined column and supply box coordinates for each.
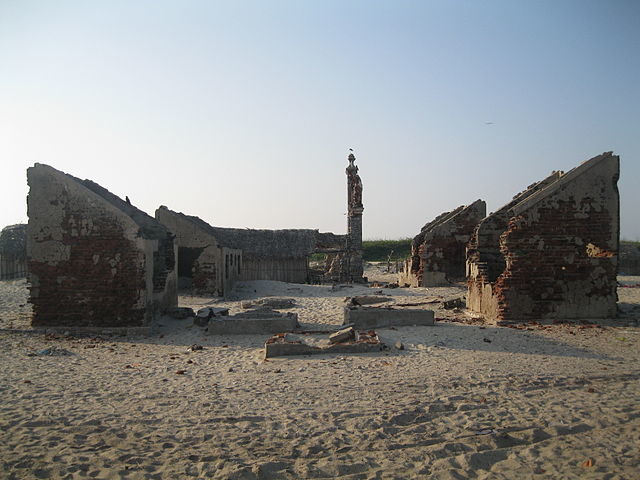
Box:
[346,152,364,282]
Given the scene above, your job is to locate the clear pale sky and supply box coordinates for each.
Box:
[1,0,638,240]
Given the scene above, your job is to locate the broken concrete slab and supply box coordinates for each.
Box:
[194,307,230,327]
[241,298,297,310]
[343,306,435,329]
[443,297,466,310]
[264,330,384,358]
[206,311,299,335]
[345,295,393,306]
[329,326,355,344]
[196,307,230,317]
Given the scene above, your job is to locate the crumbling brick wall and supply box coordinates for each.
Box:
[467,172,563,306]
[467,152,619,323]
[27,164,177,328]
[157,206,351,288]
[155,206,240,296]
[403,200,486,286]
[0,224,27,280]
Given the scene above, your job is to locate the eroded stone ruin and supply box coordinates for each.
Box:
[400,200,486,286]
[27,164,177,330]
[0,224,27,280]
[155,152,364,292]
[156,206,346,293]
[467,152,620,323]
[155,206,243,296]
[344,304,435,329]
[264,329,384,358]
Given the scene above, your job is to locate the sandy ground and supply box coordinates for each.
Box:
[1,265,639,479]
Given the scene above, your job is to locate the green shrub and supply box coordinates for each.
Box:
[362,238,412,262]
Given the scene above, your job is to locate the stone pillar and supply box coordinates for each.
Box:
[346,153,364,282]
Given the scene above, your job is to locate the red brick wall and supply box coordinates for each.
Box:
[29,214,147,327]
[494,198,617,320]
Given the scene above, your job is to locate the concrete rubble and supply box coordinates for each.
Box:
[194,307,230,326]
[241,298,297,309]
[264,329,383,358]
[345,295,393,306]
[206,309,299,335]
[329,326,355,344]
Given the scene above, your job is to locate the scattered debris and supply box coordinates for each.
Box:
[241,298,297,310]
[265,330,384,358]
[581,458,594,468]
[396,298,442,307]
[194,307,230,327]
[345,295,392,306]
[27,346,74,357]
[329,327,355,344]
[443,297,466,310]
[330,284,354,292]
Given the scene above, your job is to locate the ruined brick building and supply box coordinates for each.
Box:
[0,224,27,280]
[400,200,486,286]
[155,153,364,294]
[156,206,347,295]
[467,152,620,323]
[27,164,177,329]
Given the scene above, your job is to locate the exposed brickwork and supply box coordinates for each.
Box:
[27,164,177,328]
[467,172,563,288]
[157,205,350,290]
[29,217,146,327]
[467,152,619,323]
[403,200,485,286]
[0,224,27,280]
